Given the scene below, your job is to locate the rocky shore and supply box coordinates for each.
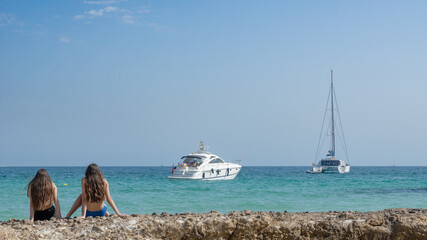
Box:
[1,208,426,240]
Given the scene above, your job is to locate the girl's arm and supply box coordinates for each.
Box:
[52,183,62,218]
[103,179,125,216]
[65,194,82,218]
[80,178,87,218]
[29,186,35,221]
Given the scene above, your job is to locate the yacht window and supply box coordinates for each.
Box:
[181,156,203,166]
[209,158,224,164]
[209,159,217,164]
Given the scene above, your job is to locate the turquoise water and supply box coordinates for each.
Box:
[0,166,425,221]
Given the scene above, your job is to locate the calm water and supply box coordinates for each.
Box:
[0,166,426,221]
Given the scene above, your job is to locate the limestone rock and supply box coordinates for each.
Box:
[0,208,425,240]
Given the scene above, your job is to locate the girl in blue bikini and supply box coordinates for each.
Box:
[65,164,126,218]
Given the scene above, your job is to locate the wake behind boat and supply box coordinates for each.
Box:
[308,70,350,174]
[169,141,242,180]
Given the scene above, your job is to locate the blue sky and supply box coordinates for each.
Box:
[1,0,427,166]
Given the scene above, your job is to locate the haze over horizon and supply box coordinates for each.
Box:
[1,1,427,167]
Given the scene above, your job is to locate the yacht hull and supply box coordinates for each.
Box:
[169,166,241,180]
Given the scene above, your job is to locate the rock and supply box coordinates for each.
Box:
[92,225,105,232]
[0,225,17,239]
[0,208,425,239]
[244,210,252,215]
[22,219,32,224]
[367,214,385,226]
[161,212,168,216]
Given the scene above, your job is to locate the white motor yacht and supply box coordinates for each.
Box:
[308,70,350,174]
[168,141,242,180]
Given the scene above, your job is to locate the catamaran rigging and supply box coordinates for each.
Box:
[308,70,350,174]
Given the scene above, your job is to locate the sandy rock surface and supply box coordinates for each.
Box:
[0,208,426,240]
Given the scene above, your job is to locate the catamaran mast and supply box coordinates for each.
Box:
[330,70,335,158]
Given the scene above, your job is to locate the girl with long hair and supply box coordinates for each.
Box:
[27,169,62,221]
[65,163,125,218]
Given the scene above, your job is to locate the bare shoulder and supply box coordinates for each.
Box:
[102,178,109,193]
[52,182,57,190]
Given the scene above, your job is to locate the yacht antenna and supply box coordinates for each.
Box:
[199,140,208,152]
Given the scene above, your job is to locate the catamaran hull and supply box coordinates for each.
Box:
[307,165,350,174]
[338,165,350,173]
[321,165,350,173]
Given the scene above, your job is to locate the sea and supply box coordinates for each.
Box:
[0,166,426,221]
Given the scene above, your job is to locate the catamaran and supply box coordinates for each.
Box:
[169,141,242,180]
[308,70,350,174]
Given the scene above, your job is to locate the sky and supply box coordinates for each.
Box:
[1,0,427,166]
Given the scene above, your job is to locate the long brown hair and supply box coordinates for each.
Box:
[27,169,54,210]
[85,163,105,202]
